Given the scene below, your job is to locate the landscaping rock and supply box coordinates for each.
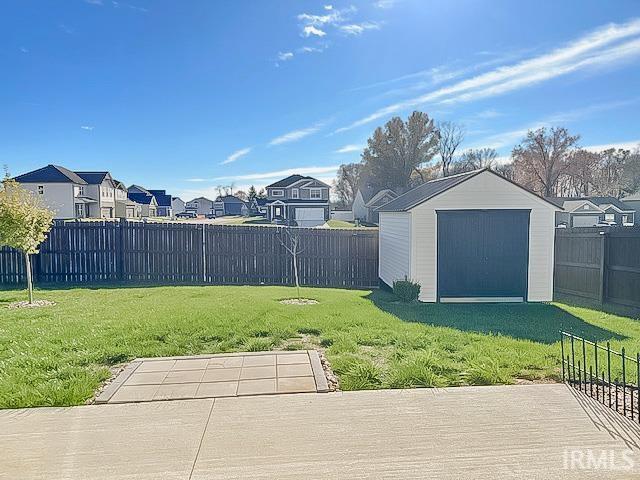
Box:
[279,298,319,305]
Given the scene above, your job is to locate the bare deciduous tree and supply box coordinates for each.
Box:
[277,226,304,300]
[334,163,363,207]
[437,121,465,176]
[512,127,580,197]
[453,147,498,173]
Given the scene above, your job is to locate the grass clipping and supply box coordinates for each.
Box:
[279,298,318,305]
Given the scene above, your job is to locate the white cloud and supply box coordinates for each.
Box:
[303,25,327,37]
[191,165,341,183]
[374,0,397,8]
[20,46,29,53]
[339,22,380,36]
[474,109,502,119]
[335,144,363,154]
[298,46,324,54]
[269,122,324,146]
[584,140,640,151]
[80,125,94,131]
[277,51,294,61]
[335,18,640,133]
[84,0,103,5]
[324,5,333,10]
[221,147,251,165]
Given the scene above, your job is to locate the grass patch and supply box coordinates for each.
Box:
[0,285,639,408]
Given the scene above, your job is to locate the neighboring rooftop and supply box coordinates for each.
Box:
[75,172,110,185]
[549,196,635,211]
[266,174,327,189]
[13,164,87,184]
[128,192,155,205]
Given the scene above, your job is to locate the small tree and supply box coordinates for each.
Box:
[277,226,304,300]
[0,179,53,303]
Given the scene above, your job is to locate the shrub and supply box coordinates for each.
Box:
[393,279,421,302]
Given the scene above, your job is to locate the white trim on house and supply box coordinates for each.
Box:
[271,189,284,197]
[309,188,322,199]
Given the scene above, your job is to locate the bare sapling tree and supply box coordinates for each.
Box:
[277,226,305,300]
[0,179,53,304]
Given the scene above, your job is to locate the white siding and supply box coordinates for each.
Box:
[410,171,557,302]
[352,190,368,221]
[20,182,76,218]
[378,211,412,287]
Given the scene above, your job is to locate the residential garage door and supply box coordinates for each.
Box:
[572,215,600,227]
[295,208,325,228]
[437,210,530,302]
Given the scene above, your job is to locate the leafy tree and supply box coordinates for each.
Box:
[362,111,439,191]
[437,121,465,176]
[247,185,258,203]
[512,127,580,196]
[334,163,363,207]
[0,179,53,304]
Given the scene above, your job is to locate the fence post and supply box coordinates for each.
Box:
[117,218,125,282]
[202,223,207,283]
[598,231,607,304]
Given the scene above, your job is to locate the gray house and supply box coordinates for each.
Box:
[212,195,248,216]
[550,196,635,227]
[185,197,215,216]
[622,192,640,214]
[265,175,330,227]
[352,187,398,224]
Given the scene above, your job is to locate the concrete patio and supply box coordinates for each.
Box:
[95,350,329,404]
[2,384,640,479]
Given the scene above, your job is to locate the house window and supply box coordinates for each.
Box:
[291,188,299,199]
[271,189,284,197]
[310,188,322,199]
[38,185,44,194]
[77,186,84,196]
[75,204,85,218]
[605,213,615,222]
[622,214,629,224]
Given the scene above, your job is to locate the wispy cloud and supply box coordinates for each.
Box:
[302,25,327,37]
[335,18,640,133]
[58,23,74,34]
[80,125,95,131]
[335,144,363,154]
[277,51,294,61]
[84,0,103,5]
[269,122,324,146]
[467,98,640,151]
[374,0,397,8]
[583,140,640,151]
[187,165,340,183]
[19,46,29,53]
[339,22,380,36]
[221,147,251,165]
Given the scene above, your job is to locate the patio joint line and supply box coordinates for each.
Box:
[188,398,216,480]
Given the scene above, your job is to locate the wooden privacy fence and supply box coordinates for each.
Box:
[554,227,640,308]
[0,220,379,288]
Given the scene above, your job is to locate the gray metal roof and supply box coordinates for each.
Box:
[377,169,486,212]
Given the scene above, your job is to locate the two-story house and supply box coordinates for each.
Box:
[549,196,635,227]
[265,174,330,227]
[171,196,186,215]
[128,186,173,217]
[13,165,130,219]
[185,197,215,216]
[212,195,248,217]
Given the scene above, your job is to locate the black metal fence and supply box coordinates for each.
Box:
[554,227,640,309]
[561,331,639,422]
[0,220,379,288]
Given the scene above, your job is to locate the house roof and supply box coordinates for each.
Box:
[129,184,152,195]
[266,199,328,205]
[148,189,172,207]
[215,195,246,204]
[75,171,110,185]
[128,192,155,205]
[378,169,561,212]
[549,196,635,212]
[13,164,88,184]
[365,189,397,208]
[266,174,330,189]
[187,196,213,203]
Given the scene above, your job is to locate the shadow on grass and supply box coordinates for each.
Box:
[366,290,626,345]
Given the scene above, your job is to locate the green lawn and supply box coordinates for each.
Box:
[1,285,639,408]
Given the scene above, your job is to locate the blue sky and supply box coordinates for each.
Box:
[3,0,640,200]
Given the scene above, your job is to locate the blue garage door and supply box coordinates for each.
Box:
[437,210,530,302]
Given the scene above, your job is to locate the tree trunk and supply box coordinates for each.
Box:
[292,253,300,300]
[24,252,33,304]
